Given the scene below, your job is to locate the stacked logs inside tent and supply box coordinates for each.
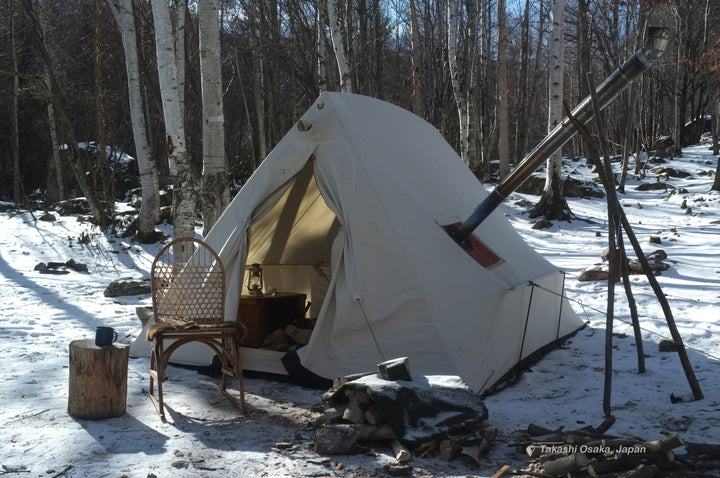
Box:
[517,423,720,478]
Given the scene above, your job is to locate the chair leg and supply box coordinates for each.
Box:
[219,332,245,413]
[230,331,245,411]
[148,336,166,419]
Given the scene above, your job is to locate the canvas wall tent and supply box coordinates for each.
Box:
[130,92,584,393]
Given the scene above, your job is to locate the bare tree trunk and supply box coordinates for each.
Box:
[713,100,720,190]
[152,0,195,241]
[107,0,161,241]
[21,0,110,225]
[497,0,510,179]
[476,0,492,175]
[10,0,21,205]
[199,0,230,235]
[94,0,113,212]
[47,99,65,202]
[514,0,531,161]
[408,0,423,117]
[316,0,330,93]
[249,3,267,165]
[530,0,571,221]
[326,0,352,93]
[672,3,684,157]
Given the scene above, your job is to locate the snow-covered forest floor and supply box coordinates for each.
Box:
[1,141,719,477]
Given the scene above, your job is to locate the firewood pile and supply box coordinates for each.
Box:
[516,422,720,478]
[313,359,496,474]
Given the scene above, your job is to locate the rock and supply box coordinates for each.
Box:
[628,259,670,274]
[646,249,667,261]
[66,259,89,272]
[649,236,662,244]
[39,212,57,222]
[51,198,91,215]
[562,177,604,198]
[516,176,604,198]
[636,182,675,191]
[578,266,609,282]
[650,166,691,178]
[104,277,151,297]
[532,218,553,230]
[659,339,682,352]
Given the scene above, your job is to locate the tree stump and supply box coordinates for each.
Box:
[68,339,129,419]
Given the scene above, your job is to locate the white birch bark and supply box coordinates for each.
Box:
[326,0,352,93]
[199,0,230,235]
[545,0,565,195]
[174,0,187,122]
[447,0,469,165]
[152,0,194,240]
[108,0,161,236]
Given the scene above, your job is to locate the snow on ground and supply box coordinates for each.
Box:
[0,142,718,477]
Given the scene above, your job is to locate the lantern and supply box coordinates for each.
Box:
[246,263,264,296]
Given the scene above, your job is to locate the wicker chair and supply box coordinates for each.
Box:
[148,237,246,419]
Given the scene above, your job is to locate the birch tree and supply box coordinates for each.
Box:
[447,0,477,167]
[497,0,510,179]
[106,0,161,241]
[326,0,352,93]
[530,0,572,221]
[199,0,230,235]
[152,0,195,241]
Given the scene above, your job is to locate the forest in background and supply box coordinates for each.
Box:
[0,0,719,235]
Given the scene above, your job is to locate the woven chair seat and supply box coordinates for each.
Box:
[147,320,247,341]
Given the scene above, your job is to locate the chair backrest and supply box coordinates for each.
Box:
[151,237,226,325]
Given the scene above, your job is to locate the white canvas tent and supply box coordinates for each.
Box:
[131,92,584,393]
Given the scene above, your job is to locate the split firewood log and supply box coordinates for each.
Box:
[439,439,462,461]
[685,442,720,458]
[541,452,589,475]
[391,440,411,463]
[342,389,372,424]
[644,434,683,453]
[623,464,659,478]
[587,456,633,476]
[416,440,438,458]
[314,423,397,455]
[323,406,345,424]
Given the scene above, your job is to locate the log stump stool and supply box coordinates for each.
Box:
[68,339,129,419]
